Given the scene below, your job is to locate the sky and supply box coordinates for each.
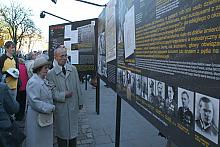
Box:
[0,0,109,39]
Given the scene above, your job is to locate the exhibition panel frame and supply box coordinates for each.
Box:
[98,0,220,147]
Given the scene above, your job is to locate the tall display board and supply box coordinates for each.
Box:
[98,0,220,147]
[97,0,117,90]
[49,18,97,75]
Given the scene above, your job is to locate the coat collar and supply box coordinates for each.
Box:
[32,74,45,85]
[53,64,73,78]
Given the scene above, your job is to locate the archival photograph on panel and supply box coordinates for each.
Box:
[98,32,106,55]
[148,78,155,104]
[195,93,219,144]
[136,74,142,97]
[142,76,148,101]
[130,72,136,94]
[127,71,135,100]
[98,9,106,77]
[177,88,194,128]
[97,32,106,76]
[155,81,165,110]
[165,86,177,117]
[117,68,123,85]
[122,69,127,87]
[98,55,107,77]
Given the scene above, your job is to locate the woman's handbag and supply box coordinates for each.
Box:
[1,121,26,145]
[38,113,53,127]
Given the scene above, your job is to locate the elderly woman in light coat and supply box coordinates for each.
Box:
[47,47,84,147]
[25,57,55,147]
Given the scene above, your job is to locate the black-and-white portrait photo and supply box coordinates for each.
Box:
[98,55,107,77]
[130,72,136,94]
[117,68,123,85]
[122,70,127,87]
[148,78,155,104]
[127,71,135,100]
[165,86,177,117]
[177,88,194,128]
[126,70,132,100]
[98,32,105,55]
[195,93,219,144]
[142,76,148,101]
[136,74,142,97]
[154,81,165,110]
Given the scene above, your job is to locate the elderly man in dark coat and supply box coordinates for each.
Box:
[47,46,84,147]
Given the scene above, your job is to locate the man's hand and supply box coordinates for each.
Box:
[65,91,73,98]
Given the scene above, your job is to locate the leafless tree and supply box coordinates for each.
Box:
[0,1,41,50]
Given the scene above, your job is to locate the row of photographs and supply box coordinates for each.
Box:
[117,68,219,144]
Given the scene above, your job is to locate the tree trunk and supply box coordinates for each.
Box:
[28,37,32,53]
[14,29,17,51]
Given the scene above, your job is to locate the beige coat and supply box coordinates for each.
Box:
[47,64,84,139]
[25,74,55,147]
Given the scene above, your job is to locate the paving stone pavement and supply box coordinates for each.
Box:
[78,80,167,147]
[16,81,168,147]
[15,85,96,147]
[78,106,95,147]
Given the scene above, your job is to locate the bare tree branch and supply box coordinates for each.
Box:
[0,1,41,50]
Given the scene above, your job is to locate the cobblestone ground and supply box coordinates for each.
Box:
[16,105,95,147]
[77,106,95,147]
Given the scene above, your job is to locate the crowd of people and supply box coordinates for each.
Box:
[0,41,84,147]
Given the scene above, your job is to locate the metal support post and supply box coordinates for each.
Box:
[96,76,100,114]
[115,95,121,147]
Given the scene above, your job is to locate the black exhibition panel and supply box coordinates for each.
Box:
[98,0,220,147]
[48,18,98,76]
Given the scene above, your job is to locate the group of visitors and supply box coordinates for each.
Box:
[0,41,84,147]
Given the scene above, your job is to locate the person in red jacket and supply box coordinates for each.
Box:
[15,58,29,121]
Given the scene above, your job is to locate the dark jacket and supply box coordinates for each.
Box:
[0,83,19,128]
[177,107,193,127]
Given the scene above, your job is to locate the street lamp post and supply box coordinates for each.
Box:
[44,0,107,22]
[40,11,72,23]
[40,11,73,23]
